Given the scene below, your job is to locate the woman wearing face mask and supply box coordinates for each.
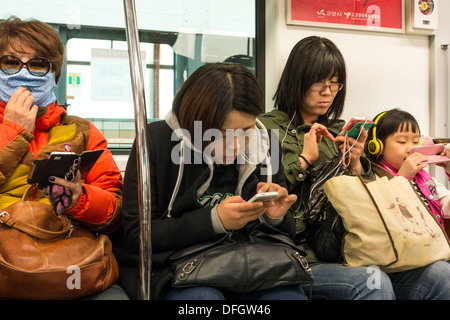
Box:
[0,17,127,299]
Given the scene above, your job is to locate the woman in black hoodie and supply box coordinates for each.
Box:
[122,63,309,300]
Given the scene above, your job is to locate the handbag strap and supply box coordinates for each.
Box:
[21,184,37,201]
[356,173,399,267]
[0,185,73,240]
[0,210,73,240]
[371,163,395,179]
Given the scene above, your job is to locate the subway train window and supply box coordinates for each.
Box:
[66,39,174,149]
[1,0,258,151]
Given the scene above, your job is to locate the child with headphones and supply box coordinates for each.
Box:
[365,108,450,228]
[362,108,450,299]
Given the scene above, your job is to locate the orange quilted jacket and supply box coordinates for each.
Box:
[0,100,123,231]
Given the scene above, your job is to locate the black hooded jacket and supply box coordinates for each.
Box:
[122,110,296,295]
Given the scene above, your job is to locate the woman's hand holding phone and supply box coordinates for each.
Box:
[335,125,368,175]
[216,182,297,231]
[216,196,267,231]
[255,182,297,220]
[46,170,83,215]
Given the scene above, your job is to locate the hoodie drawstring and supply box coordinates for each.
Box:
[167,139,185,218]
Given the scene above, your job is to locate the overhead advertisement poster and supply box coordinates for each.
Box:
[287,0,404,33]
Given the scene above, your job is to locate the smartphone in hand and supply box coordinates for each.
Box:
[339,117,374,140]
[410,144,450,164]
[27,149,104,189]
[248,191,278,203]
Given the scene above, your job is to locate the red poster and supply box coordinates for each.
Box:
[289,0,403,31]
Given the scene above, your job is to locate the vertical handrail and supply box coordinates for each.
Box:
[123,0,152,300]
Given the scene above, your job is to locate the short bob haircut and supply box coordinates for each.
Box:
[365,108,421,163]
[173,62,263,142]
[0,17,65,83]
[273,36,346,125]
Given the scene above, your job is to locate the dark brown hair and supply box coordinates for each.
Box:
[273,36,347,125]
[173,62,263,141]
[0,17,64,83]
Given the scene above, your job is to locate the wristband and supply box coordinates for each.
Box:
[299,154,311,167]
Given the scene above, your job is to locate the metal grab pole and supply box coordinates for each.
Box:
[123,0,152,300]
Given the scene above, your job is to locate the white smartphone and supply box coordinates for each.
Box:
[248,191,278,203]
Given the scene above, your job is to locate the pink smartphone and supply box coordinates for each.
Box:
[410,144,450,164]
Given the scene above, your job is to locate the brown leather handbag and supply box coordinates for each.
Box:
[0,185,119,299]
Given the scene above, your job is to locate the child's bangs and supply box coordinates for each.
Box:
[398,120,420,134]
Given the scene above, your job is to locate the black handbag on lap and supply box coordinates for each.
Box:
[171,228,314,293]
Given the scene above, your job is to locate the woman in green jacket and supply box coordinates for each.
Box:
[259,36,393,300]
[260,35,450,301]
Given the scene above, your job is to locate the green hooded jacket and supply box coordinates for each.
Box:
[259,109,372,265]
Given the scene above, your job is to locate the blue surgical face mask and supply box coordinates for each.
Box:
[0,68,57,106]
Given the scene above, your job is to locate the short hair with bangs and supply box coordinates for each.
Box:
[0,16,64,83]
[173,62,263,144]
[273,36,346,125]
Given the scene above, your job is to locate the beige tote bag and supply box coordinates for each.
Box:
[323,173,450,273]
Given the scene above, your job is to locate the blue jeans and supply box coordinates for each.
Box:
[164,284,308,300]
[388,261,450,300]
[302,263,395,300]
[82,283,129,300]
[303,261,450,300]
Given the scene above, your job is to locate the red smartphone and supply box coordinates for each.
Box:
[339,118,374,139]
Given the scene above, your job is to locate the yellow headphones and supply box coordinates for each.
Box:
[367,112,386,155]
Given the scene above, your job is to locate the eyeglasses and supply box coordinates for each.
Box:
[310,82,344,92]
[0,55,52,77]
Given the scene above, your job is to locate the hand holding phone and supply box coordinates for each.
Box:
[410,144,450,164]
[339,117,374,140]
[248,191,278,203]
[27,149,104,189]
